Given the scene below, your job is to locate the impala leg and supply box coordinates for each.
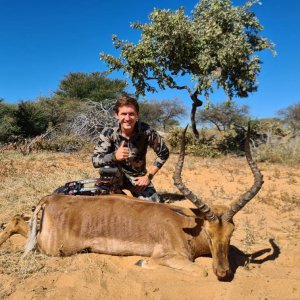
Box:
[0,226,12,246]
[136,255,208,277]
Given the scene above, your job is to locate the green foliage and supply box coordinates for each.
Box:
[197,101,249,131]
[0,98,15,117]
[101,0,275,134]
[217,129,245,154]
[167,126,249,157]
[37,97,69,127]
[55,72,127,102]
[189,144,222,158]
[166,127,195,150]
[167,127,222,157]
[14,101,49,137]
[37,96,85,129]
[277,102,300,133]
[0,115,19,142]
[0,100,19,142]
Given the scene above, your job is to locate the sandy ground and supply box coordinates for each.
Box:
[0,149,299,299]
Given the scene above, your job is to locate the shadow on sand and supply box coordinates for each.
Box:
[229,238,280,277]
[200,239,280,282]
[161,193,186,202]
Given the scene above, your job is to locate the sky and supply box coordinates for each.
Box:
[0,0,299,120]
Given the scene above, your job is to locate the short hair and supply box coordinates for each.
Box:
[114,95,139,114]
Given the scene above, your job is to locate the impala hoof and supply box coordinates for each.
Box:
[135,259,145,267]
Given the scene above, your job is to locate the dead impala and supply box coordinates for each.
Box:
[0,126,263,281]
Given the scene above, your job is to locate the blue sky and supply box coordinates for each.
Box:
[0,0,299,120]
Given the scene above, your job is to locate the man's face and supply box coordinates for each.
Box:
[115,105,139,132]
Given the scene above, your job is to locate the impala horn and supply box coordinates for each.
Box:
[173,125,216,221]
[222,123,264,222]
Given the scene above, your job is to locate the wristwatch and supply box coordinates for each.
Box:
[147,173,154,181]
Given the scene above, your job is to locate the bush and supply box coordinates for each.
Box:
[14,101,49,137]
[166,127,223,157]
[255,139,300,164]
[167,127,246,157]
[216,129,245,155]
[0,115,20,142]
[166,127,194,150]
[0,100,19,142]
[189,144,221,158]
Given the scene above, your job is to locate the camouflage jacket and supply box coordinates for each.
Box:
[92,122,169,177]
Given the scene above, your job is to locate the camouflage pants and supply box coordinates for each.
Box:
[112,169,162,203]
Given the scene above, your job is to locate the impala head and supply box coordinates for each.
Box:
[173,124,263,280]
[203,207,235,280]
[0,214,30,247]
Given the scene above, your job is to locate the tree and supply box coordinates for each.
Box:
[36,96,69,127]
[100,0,275,137]
[55,72,127,102]
[140,98,186,131]
[277,102,300,133]
[197,101,249,131]
[158,98,186,131]
[139,101,163,128]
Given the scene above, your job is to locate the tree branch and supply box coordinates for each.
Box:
[190,91,203,138]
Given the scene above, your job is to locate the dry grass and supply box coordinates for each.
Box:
[255,139,300,164]
[0,149,95,218]
[0,250,46,278]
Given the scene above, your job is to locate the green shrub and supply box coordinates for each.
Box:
[166,127,194,150]
[167,127,245,157]
[216,130,245,154]
[14,101,49,137]
[188,144,221,158]
[0,115,20,142]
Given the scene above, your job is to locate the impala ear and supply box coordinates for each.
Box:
[169,207,198,228]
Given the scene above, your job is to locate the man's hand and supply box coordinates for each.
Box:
[133,175,150,192]
[115,140,129,161]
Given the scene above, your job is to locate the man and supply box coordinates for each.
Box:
[92,95,169,202]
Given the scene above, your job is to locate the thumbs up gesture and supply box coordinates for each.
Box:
[115,140,130,161]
